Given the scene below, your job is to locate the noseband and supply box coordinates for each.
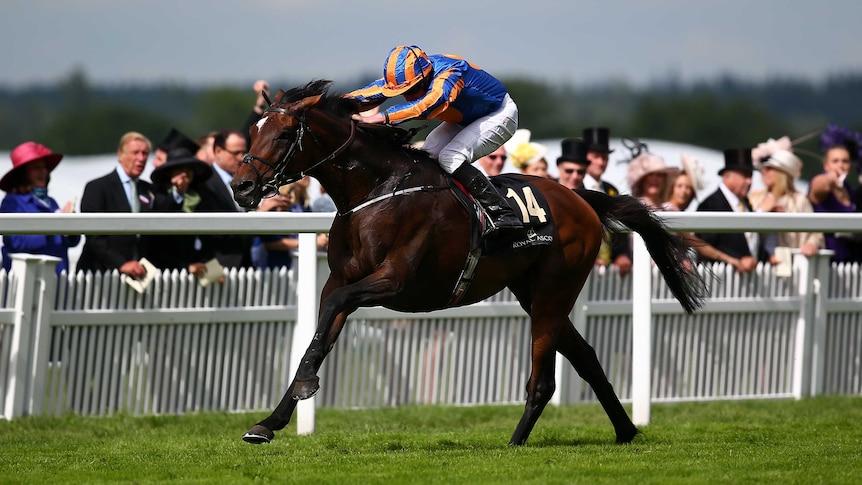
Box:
[241,105,356,197]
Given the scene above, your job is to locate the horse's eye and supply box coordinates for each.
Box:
[278,132,295,142]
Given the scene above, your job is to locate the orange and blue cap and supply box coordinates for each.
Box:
[381,45,432,96]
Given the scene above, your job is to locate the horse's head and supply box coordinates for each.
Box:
[231,80,357,209]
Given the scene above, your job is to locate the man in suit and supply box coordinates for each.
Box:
[204,129,290,268]
[695,148,759,273]
[78,132,155,278]
[582,127,632,275]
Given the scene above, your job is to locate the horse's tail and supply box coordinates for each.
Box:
[576,189,708,314]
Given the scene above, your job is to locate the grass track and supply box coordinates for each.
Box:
[1,396,860,484]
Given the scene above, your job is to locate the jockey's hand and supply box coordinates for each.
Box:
[351,112,385,124]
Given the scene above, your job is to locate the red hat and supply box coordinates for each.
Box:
[1,142,63,191]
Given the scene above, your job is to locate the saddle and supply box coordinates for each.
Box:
[446,174,556,305]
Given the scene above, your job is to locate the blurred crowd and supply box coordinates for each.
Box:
[2,78,862,285]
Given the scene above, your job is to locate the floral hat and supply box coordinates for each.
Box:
[504,129,547,170]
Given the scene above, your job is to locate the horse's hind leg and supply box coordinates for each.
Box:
[557,321,638,443]
[509,326,557,446]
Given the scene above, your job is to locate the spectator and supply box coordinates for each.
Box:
[475,146,507,177]
[151,127,200,169]
[809,125,862,263]
[625,151,678,208]
[505,129,550,178]
[555,138,589,190]
[1,142,81,274]
[252,181,310,270]
[196,131,218,164]
[750,149,823,264]
[583,127,631,275]
[241,80,271,151]
[206,128,290,268]
[78,132,155,278]
[662,154,747,272]
[662,153,705,211]
[694,148,759,273]
[145,147,218,275]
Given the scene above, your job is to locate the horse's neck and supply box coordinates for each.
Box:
[313,144,444,213]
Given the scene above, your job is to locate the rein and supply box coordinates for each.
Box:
[241,106,357,196]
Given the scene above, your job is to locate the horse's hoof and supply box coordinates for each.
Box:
[616,426,639,444]
[243,425,274,444]
[292,377,320,400]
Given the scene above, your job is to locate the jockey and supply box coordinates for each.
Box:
[345,45,521,235]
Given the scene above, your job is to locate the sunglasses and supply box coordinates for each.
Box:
[562,168,587,175]
[488,154,507,161]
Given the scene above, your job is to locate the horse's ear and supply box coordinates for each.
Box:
[293,94,324,111]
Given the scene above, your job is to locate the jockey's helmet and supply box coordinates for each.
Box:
[380,45,433,96]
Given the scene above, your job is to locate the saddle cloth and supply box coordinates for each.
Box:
[451,175,555,254]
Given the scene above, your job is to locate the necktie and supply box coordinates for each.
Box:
[737,200,745,212]
[129,180,140,212]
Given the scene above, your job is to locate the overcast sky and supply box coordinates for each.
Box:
[2,0,861,89]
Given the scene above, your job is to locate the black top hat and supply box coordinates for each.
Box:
[556,138,589,166]
[157,127,200,154]
[718,148,756,175]
[151,147,213,187]
[582,127,614,153]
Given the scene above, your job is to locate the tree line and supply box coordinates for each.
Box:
[2,68,861,181]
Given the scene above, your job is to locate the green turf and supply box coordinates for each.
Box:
[1,396,860,484]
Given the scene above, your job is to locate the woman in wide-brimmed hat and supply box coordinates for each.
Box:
[750,148,823,264]
[626,152,679,208]
[145,147,218,275]
[1,141,81,274]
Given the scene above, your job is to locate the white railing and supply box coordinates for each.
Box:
[1,212,861,434]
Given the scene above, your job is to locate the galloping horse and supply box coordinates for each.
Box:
[231,80,707,446]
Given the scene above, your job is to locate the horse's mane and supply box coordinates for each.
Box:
[277,80,427,156]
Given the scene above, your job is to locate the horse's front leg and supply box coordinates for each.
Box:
[292,263,401,400]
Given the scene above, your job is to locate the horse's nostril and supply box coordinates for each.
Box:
[233,180,254,195]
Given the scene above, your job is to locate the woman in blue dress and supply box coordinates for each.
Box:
[1,142,81,274]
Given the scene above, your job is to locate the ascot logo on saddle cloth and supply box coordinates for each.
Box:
[452,175,555,253]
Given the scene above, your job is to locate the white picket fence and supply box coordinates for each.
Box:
[1,212,861,431]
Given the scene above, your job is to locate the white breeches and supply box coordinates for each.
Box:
[421,93,518,174]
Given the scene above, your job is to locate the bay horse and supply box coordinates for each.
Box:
[231,80,707,446]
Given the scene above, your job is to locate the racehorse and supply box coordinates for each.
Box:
[231,80,707,446]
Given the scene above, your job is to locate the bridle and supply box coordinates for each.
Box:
[241,104,356,198]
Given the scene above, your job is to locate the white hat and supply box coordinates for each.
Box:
[680,153,705,191]
[504,129,547,170]
[756,149,802,179]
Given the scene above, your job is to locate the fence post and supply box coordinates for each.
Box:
[631,234,652,426]
[292,233,318,434]
[3,254,59,419]
[807,251,832,397]
[791,251,817,398]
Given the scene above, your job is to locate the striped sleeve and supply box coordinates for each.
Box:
[383,69,463,124]
[344,78,389,106]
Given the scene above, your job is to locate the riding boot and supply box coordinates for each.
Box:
[451,163,522,235]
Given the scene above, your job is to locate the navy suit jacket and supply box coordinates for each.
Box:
[77,170,154,273]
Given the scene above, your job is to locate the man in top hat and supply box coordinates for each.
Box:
[694,148,759,273]
[582,127,619,195]
[581,127,631,274]
[556,138,589,190]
